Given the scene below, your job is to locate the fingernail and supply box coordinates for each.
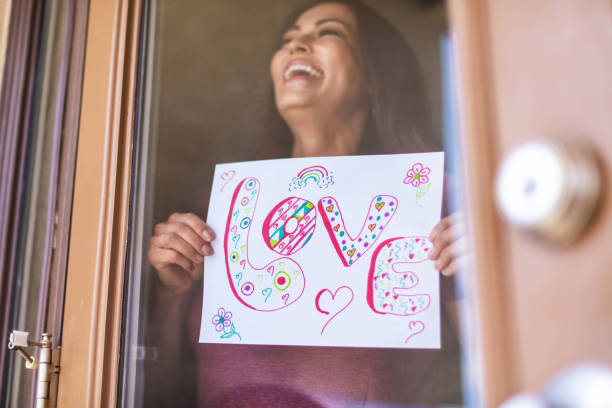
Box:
[195,254,204,263]
[434,260,441,270]
[202,245,213,256]
[202,230,212,241]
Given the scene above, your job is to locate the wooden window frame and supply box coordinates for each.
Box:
[447,0,513,406]
[57,0,141,406]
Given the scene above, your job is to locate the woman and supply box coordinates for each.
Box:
[147,1,467,406]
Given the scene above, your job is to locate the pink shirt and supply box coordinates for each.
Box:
[188,276,461,407]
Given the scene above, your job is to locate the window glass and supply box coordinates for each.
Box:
[120,1,469,406]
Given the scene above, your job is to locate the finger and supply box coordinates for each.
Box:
[201,242,214,256]
[441,254,469,277]
[186,259,204,282]
[155,221,207,256]
[169,213,215,242]
[148,246,193,273]
[433,238,468,273]
[148,248,197,293]
[429,212,463,242]
[429,221,465,260]
[150,232,204,266]
[201,224,216,242]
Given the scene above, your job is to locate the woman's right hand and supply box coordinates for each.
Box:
[148,212,216,295]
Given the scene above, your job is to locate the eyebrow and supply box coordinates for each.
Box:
[286,17,353,34]
[315,18,352,30]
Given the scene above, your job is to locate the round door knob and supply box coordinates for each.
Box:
[500,363,612,407]
[495,139,601,244]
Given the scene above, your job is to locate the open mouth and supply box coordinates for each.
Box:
[283,64,323,81]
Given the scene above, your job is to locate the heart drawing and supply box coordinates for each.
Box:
[315,286,355,335]
[220,170,236,192]
[404,320,425,343]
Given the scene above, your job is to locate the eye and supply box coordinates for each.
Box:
[318,28,341,37]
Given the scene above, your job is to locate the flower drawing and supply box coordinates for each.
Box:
[404,163,431,187]
[211,307,242,341]
[212,307,233,332]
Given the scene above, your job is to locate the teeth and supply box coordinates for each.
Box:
[284,64,323,80]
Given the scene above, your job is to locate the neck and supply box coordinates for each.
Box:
[286,106,370,158]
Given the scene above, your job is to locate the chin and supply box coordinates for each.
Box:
[277,95,318,113]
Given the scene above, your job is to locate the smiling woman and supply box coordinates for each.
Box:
[122,1,462,407]
[270,3,372,158]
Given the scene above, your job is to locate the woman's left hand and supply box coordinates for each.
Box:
[428,212,469,277]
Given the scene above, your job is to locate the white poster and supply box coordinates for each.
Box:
[200,153,444,349]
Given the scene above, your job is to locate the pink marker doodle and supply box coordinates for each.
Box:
[367,236,432,316]
[225,178,305,311]
[315,286,354,335]
[262,197,317,255]
[403,163,430,187]
[404,320,425,343]
[317,195,398,267]
[220,170,236,192]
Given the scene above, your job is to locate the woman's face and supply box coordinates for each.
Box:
[270,3,371,121]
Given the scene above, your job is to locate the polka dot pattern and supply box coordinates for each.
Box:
[317,195,398,267]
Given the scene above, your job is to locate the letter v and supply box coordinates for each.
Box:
[317,195,398,267]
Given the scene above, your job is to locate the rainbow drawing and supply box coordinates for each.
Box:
[289,165,334,191]
[297,166,329,185]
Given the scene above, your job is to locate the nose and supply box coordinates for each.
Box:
[288,34,312,54]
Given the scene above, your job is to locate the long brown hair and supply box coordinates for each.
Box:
[258,0,438,159]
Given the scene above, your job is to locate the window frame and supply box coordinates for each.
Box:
[57,0,141,406]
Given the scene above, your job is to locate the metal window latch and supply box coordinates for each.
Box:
[8,330,60,408]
